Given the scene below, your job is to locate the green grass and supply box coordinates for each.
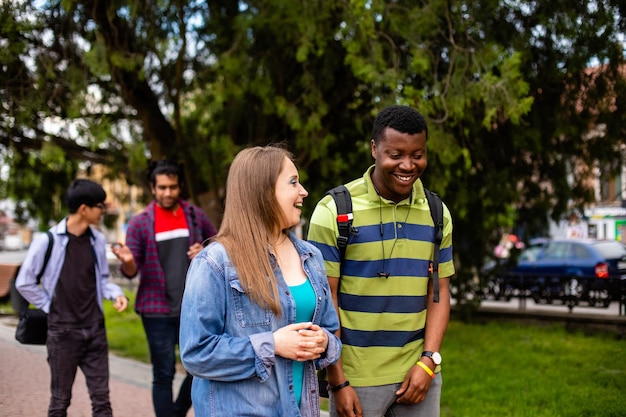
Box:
[0,298,14,315]
[3,296,625,416]
[0,289,149,361]
[441,320,626,417]
[102,289,150,363]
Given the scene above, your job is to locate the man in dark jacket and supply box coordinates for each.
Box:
[112,160,217,417]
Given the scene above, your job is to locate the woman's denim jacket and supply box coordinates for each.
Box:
[180,233,341,417]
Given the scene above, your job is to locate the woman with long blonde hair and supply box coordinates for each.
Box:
[180,145,341,417]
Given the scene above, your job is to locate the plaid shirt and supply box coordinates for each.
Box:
[123,199,217,314]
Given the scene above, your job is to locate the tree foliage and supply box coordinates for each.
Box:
[1,0,625,296]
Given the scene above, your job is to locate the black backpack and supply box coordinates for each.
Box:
[326,185,444,303]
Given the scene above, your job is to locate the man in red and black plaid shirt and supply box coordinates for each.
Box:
[112,160,217,417]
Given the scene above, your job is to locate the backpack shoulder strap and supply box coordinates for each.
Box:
[36,231,54,285]
[424,188,443,303]
[325,185,353,265]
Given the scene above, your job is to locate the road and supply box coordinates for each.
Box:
[0,249,28,264]
[476,297,624,316]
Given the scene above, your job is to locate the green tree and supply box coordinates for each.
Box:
[457,0,626,270]
[1,0,624,300]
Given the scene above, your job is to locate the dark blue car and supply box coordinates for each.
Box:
[509,239,626,306]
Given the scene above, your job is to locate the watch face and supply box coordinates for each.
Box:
[432,352,442,365]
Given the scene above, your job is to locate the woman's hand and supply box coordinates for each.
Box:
[273,322,328,361]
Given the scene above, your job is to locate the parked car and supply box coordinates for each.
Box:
[507,238,626,306]
[481,237,548,301]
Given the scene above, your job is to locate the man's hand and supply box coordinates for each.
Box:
[113,295,129,312]
[333,386,363,417]
[394,363,433,404]
[187,242,203,259]
[111,243,137,276]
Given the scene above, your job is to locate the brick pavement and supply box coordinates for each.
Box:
[0,316,191,417]
[0,314,331,417]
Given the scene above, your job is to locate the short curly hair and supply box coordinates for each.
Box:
[372,105,428,144]
[148,159,182,186]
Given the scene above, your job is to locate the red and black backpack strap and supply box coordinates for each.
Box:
[326,185,354,266]
[424,188,443,303]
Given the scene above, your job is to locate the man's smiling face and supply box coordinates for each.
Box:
[370,127,428,203]
[151,174,181,211]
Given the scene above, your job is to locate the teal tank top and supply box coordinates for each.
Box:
[289,279,316,406]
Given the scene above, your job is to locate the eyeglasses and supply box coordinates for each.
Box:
[93,203,107,211]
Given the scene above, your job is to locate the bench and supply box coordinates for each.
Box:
[0,263,21,301]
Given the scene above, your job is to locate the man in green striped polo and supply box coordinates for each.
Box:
[308,105,455,417]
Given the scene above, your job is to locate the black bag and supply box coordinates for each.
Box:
[15,308,48,344]
[14,231,53,345]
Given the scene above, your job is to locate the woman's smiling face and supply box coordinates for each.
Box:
[275,156,308,230]
[370,127,428,203]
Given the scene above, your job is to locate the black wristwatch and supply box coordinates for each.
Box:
[421,351,442,366]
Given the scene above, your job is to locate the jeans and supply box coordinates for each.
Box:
[329,373,442,417]
[47,322,112,417]
[142,316,192,417]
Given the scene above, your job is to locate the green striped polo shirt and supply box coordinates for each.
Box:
[307,166,454,387]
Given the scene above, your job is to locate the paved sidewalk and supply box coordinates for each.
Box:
[0,316,331,417]
[0,315,190,417]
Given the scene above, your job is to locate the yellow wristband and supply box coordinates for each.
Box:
[416,360,435,379]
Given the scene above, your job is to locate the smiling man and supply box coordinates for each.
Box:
[308,105,455,417]
[112,160,217,417]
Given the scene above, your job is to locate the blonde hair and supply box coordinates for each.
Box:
[215,145,294,315]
